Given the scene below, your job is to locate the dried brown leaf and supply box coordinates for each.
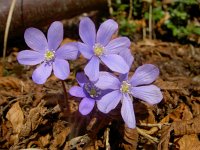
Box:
[6,102,24,145]
[159,114,200,150]
[20,102,47,137]
[188,96,200,116]
[173,114,200,136]
[39,134,51,147]
[64,134,90,150]
[167,103,192,122]
[6,102,24,134]
[158,125,173,150]
[120,126,138,150]
[176,134,200,150]
[0,76,29,92]
[0,95,7,106]
[20,148,42,150]
[155,78,190,90]
[50,127,71,148]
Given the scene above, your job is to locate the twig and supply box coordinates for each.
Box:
[137,123,171,129]
[105,128,110,150]
[128,0,133,20]
[107,0,113,16]
[3,0,17,60]
[136,127,159,143]
[148,2,152,39]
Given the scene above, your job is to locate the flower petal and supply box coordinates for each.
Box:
[17,50,44,65]
[79,97,95,115]
[119,48,134,69]
[69,86,86,98]
[24,28,48,52]
[130,64,159,86]
[78,42,94,59]
[101,54,129,74]
[56,42,78,60]
[119,73,129,82]
[121,94,136,128]
[76,72,89,87]
[104,37,131,54]
[96,19,118,46]
[97,90,122,113]
[84,56,100,81]
[95,72,120,90]
[53,59,70,80]
[131,85,163,105]
[32,63,52,84]
[47,21,63,50]
[79,17,96,46]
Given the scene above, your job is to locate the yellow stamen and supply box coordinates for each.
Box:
[44,50,55,61]
[120,81,131,93]
[94,44,104,56]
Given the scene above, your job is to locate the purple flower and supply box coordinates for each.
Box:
[78,17,130,81]
[95,64,163,128]
[119,48,134,70]
[69,72,105,115]
[17,21,78,84]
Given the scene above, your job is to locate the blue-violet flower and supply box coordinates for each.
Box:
[95,64,163,128]
[17,21,78,84]
[78,17,130,81]
[69,72,106,115]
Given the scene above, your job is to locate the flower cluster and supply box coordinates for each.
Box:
[17,17,163,128]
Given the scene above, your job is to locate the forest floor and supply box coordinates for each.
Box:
[0,39,200,150]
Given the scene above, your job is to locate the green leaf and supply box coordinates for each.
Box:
[192,27,200,35]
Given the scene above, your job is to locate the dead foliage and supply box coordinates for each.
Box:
[1,39,200,149]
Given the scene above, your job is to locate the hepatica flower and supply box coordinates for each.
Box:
[69,72,105,115]
[119,48,134,70]
[95,64,163,128]
[17,21,78,84]
[78,17,130,81]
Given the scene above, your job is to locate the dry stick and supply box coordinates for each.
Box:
[105,128,110,150]
[136,127,159,143]
[148,2,152,39]
[3,0,17,60]
[137,123,171,130]
[128,0,133,20]
[143,26,146,40]
[107,0,113,16]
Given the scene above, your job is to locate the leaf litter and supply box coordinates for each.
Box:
[0,39,200,149]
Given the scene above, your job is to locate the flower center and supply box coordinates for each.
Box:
[44,50,55,61]
[84,82,101,98]
[94,43,104,56]
[120,81,131,93]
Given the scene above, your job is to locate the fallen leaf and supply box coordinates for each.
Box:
[6,102,24,134]
[176,134,200,150]
[120,126,138,150]
[158,125,173,150]
[173,114,200,136]
[39,134,51,147]
[50,127,71,148]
